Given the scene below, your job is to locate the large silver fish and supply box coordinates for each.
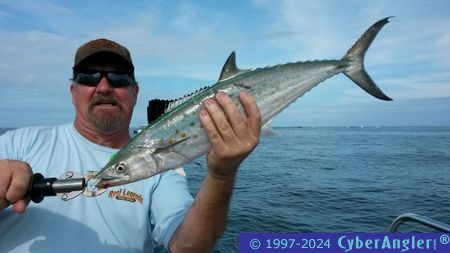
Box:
[94,17,392,188]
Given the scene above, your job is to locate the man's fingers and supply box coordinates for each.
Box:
[5,167,31,204]
[0,160,32,212]
[200,91,262,179]
[215,92,248,139]
[0,170,11,209]
[238,91,261,138]
[202,98,236,143]
[12,199,29,214]
[199,106,224,147]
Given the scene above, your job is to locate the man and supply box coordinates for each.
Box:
[0,39,261,252]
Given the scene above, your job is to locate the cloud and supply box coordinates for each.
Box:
[0,30,73,76]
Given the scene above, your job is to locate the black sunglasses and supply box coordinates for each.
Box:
[73,71,136,87]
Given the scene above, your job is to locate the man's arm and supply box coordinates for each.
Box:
[169,91,261,252]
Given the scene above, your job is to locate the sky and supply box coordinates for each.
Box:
[0,0,449,127]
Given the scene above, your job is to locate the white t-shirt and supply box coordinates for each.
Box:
[0,123,193,253]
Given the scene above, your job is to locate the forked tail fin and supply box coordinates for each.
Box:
[343,17,393,101]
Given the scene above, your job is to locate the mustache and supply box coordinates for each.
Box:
[89,95,120,108]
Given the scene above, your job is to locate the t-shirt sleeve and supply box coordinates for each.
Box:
[0,127,49,161]
[0,130,21,160]
[149,169,194,249]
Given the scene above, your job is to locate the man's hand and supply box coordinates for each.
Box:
[0,160,32,213]
[200,91,261,181]
[169,91,261,253]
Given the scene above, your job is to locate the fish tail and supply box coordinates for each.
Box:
[342,17,393,101]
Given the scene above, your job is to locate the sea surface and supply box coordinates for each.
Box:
[2,126,449,252]
[183,126,450,252]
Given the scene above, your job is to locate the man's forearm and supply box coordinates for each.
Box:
[169,173,235,253]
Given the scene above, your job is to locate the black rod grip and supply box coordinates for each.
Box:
[28,173,57,203]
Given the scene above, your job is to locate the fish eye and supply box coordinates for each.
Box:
[115,162,127,173]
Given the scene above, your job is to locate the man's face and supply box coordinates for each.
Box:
[71,58,139,134]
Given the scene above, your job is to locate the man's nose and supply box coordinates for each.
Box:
[95,76,113,93]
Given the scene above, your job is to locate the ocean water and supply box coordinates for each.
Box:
[2,127,449,252]
[182,126,450,252]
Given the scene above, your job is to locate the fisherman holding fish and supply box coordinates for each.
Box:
[1,17,393,253]
[0,38,262,253]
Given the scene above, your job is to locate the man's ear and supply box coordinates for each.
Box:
[132,85,139,106]
[70,83,76,105]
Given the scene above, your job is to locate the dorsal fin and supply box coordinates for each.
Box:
[147,99,173,124]
[147,86,209,124]
[218,51,238,81]
[218,51,250,81]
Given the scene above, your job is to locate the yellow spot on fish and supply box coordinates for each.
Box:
[168,138,174,144]
[180,132,187,138]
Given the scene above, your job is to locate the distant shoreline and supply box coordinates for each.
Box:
[2,126,450,136]
[2,125,450,130]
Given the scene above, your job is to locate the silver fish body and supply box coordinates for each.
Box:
[94,17,393,187]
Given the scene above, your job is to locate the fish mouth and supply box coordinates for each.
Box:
[95,179,116,188]
[92,173,116,187]
[93,172,116,180]
[93,174,130,188]
[94,177,125,188]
